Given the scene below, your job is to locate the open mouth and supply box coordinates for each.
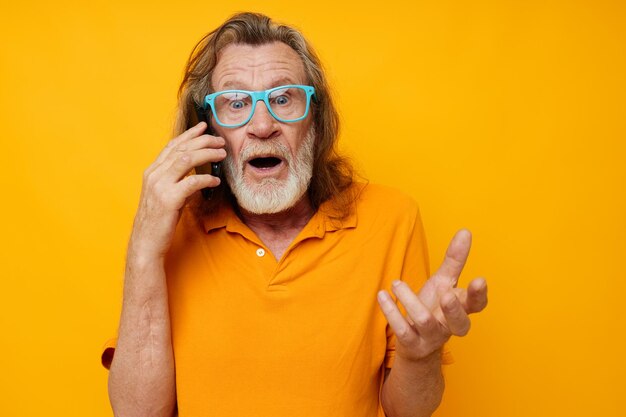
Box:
[248,156,282,169]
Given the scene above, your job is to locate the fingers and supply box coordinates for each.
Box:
[147,145,225,211]
[379,281,452,361]
[170,132,225,153]
[433,229,472,286]
[450,278,488,314]
[149,132,225,181]
[139,124,227,214]
[156,122,209,164]
[378,279,486,362]
[169,121,210,147]
[377,290,417,346]
[390,281,442,340]
[160,146,226,185]
[440,292,471,336]
[129,122,220,259]
[465,277,488,313]
[174,174,221,201]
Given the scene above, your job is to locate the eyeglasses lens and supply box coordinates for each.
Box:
[213,86,308,126]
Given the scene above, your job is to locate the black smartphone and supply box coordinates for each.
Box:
[190,103,223,199]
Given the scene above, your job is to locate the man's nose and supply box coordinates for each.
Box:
[247,101,279,139]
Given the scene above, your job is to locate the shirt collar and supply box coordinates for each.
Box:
[202,194,358,239]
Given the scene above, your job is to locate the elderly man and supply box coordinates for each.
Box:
[102,12,488,417]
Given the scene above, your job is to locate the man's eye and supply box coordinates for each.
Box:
[275,95,289,105]
[230,101,245,109]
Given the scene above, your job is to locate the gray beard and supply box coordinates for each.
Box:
[223,127,315,214]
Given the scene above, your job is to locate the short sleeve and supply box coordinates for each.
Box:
[384,205,454,368]
[101,338,117,370]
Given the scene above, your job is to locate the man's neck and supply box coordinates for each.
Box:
[238,195,315,260]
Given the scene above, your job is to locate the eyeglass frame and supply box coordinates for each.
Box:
[202,84,316,128]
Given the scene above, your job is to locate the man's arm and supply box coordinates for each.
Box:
[107,122,225,417]
[378,230,488,417]
[381,353,444,417]
[108,253,176,417]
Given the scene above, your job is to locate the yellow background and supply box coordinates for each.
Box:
[1,0,624,415]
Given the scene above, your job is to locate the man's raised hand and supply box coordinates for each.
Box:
[129,122,226,260]
[377,229,488,362]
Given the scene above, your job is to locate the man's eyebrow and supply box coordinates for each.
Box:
[267,76,302,88]
[221,80,245,90]
[220,76,303,91]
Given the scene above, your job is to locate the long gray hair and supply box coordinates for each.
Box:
[175,12,356,219]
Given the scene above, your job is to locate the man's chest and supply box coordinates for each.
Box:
[165,231,398,415]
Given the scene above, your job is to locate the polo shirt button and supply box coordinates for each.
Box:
[256,248,265,257]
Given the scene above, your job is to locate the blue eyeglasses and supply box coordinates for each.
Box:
[202,84,316,128]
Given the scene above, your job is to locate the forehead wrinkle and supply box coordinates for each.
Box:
[216,64,304,90]
[222,75,302,91]
[212,43,306,91]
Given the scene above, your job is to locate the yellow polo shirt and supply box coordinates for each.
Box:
[102,183,452,416]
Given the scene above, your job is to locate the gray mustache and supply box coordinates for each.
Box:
[239,140,291,167]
